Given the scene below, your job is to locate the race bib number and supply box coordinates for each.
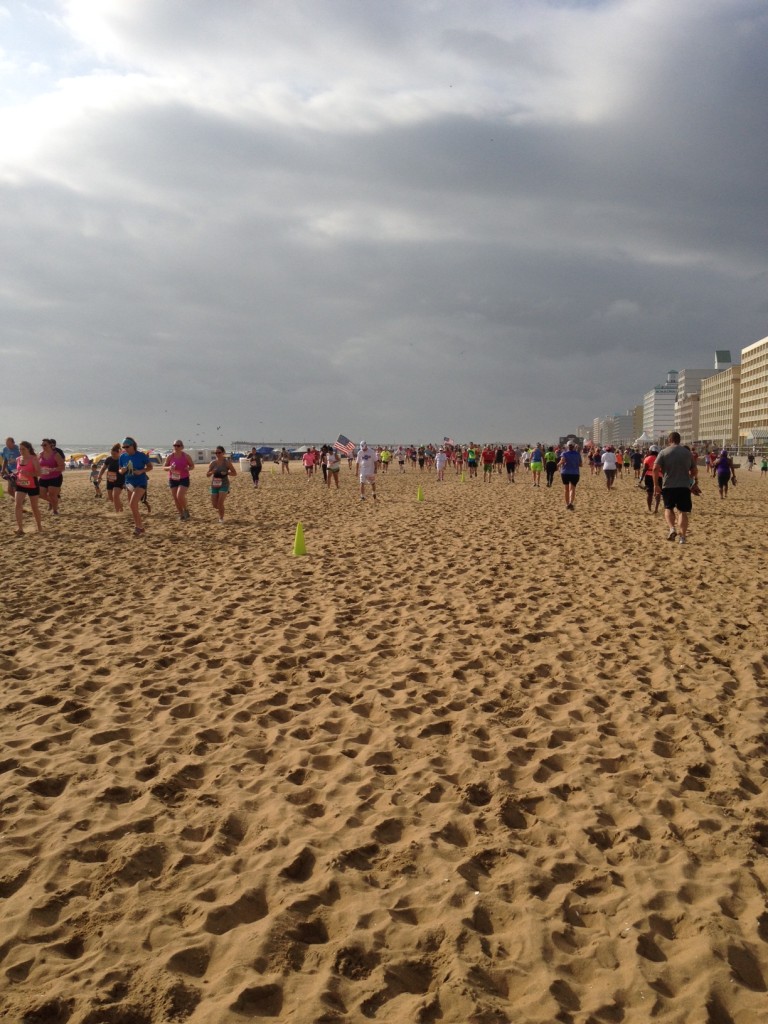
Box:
[212,477,224,488]
[170,471,181,482]
[107,472,117,483]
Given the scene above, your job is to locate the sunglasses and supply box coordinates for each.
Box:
[173,444,183,448]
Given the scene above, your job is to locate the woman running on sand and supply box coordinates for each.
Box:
[98,444,125,513]
[207,446,236,523]
[119,437,153,537]
[165,440,195,520]
[325,447,341,488]
[38,438,65,515]
[558,441,582,510]
[13,442,43,536]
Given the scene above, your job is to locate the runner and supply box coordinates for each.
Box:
[279,448,291,474]
[558,441,582,510]
[503,444,517,483]
[164,440,195,520]
[529,445,543,488]
[319,444,331,483]
[642,445,661,513]
[1,437,20,496]
[247,447,263,488]
[629,447,643,481]
[714,449,736,499]
[495,445,504,475]
[98,444,125,513]
[601,446,617,490]
[207,446,236,523]
[435,446,448,482]
[356,441,378,500]
[761,455,768,477]
[119,437,153,536]
[325,446,341,489]
[543,446,558,487]
[13,442,43,536]
[466,444,478,479]
[481,444,496,482]
[38,438,65,515]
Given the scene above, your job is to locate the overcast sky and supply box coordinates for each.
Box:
[2,0,767,446]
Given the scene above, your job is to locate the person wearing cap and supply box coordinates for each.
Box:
[434,446,448,482]
[355,441,377,500]
[557,441,582,510]
[119,437,153,536]
[653,432,698,544]
[164,440,195,520]
[641,445,661,512]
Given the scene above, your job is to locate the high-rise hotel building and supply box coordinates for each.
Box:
[699,365,741,446]
[738,335,768,442]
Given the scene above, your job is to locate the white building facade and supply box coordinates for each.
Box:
[643,371,678,441]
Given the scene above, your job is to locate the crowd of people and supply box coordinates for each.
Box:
[1,433,761,541]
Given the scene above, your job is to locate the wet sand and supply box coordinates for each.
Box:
[2,465,767,1023]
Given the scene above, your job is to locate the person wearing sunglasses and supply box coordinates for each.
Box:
[164,440,195,520]
[119,437,152,536]
[38,438,65,515]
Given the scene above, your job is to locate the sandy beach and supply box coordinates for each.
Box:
[2,464,767,1024]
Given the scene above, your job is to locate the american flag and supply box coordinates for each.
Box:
[334,434,356,455]
[444,436,455,446]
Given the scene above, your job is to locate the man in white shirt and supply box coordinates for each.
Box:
[434,446,448,482]
[600,446,618,490]
[356,441,378,500]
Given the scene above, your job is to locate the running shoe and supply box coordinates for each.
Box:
[667,529,676,541]
[678,535,686,545]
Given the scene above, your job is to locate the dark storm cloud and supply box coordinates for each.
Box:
[1,0,766,441]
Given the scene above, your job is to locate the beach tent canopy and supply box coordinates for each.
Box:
[293,445,311,453]
[256,446,274,455]
[634,432,653,445]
